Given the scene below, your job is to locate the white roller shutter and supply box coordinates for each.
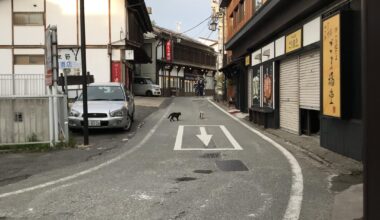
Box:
[280,57,300,134]
[300,50,320,110]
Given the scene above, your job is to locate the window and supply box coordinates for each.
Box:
[14,55,44,65]
[13,13,44,26]
[238,1,245,22]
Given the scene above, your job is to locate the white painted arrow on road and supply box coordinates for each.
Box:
[196,127,213,146]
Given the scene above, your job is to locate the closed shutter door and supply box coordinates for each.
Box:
[300,50,320,110]
[280,57,300,134]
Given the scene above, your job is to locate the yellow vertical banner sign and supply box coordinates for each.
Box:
[245,55,250,66]
[323,14,341,118]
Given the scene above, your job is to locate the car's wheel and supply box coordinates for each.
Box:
[146,90,153,97]
[123,114,132,131]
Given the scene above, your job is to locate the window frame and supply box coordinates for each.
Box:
[13,12,45,26]
[14,55,45,65]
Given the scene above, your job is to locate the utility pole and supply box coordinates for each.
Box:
[80,0,89,145]
[363,0,380,219]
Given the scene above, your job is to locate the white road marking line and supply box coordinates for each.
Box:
[220,125,243,150]
[0,104,174,199]
[174,125,184,150]
[208,99,304,220]
[173,125,243,151]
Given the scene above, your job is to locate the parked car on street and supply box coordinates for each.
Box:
[68,82,135,131]
[133,77,161,96]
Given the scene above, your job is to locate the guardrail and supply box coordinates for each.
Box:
[0,74,46,96]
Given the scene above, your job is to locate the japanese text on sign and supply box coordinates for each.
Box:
[322,14,341,117]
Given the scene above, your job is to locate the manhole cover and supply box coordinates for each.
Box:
[200,152,221,159]
[215,160,249,171]
[193,170,213,174]
[175,177,197,182]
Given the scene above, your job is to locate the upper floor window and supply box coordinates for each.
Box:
[13,13,44,26]
[253,0,268,12]
[14,55,44,65]
[238,1,245,23]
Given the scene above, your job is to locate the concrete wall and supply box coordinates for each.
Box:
[0,98,49,144]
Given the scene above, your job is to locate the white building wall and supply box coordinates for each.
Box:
[86,49,110,82]
[0,50,13,74]
[14,49,45,74]
[111,0,126,43]
[303,17,321,46]
[13,0,44,12]
[46,0,78,45]
[14,27,45,45]
[0,0,12,45]
[83,0,109,45]
[275,37,285,57]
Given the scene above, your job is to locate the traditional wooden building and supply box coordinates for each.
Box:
[138,26,217,96]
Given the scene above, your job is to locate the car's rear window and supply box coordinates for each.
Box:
[78,86,125,101]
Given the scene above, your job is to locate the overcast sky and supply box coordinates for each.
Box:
[145,0,217,40]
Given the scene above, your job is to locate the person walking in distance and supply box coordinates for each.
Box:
[197,77,205,96]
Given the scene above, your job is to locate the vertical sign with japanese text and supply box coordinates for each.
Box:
[322,13,341,117]
[245,55,250,66]
[166,40,172,62]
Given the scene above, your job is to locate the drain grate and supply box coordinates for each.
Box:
[175,177,197,182]
[215,160,249,171]
[193,170,213,174]
[200,152,221,159]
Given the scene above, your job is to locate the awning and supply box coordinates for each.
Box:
[218,57,244,72]
[125,41,151,64]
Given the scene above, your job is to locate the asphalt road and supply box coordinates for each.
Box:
[0,97,335,219]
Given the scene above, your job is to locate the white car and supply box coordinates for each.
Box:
[133,77,161,96]
[69,82,135,131]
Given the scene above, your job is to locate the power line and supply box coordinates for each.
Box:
[206,30,214,39]
[180,15,212,34]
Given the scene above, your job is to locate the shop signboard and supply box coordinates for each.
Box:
[322,13,341,118]
[45,29,53,86]
[262,62,274,108]
[245,55,250,66]
[252,66,261,106]
[166,40,172,62]
[285,29,302,53]
[58,49,81,76]
[111,62,122,82]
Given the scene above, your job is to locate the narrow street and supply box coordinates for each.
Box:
[0,97,337,219]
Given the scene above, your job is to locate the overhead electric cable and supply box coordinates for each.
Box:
[179,15,212,34]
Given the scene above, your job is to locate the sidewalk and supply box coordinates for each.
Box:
[0,97,172,188]
[213,99,363,219]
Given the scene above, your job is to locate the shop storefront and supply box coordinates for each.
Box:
[248,16,321,134]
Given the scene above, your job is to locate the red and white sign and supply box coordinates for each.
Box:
[111,62,122,82]
[45,28,53,86]
[166,40,172,62]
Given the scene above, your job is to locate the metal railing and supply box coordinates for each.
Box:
[0,74,46,96]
